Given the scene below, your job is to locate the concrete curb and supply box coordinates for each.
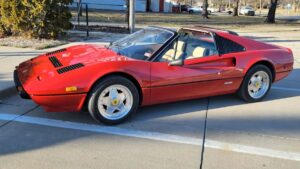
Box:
[0,86,17,100]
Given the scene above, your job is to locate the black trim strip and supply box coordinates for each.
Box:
[151,76,243,88]
[13,70,31,99]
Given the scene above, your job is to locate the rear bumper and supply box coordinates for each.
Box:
[247,11,255,16]
[31,94,87,112]
[275,70,292,82]
[14,70,31,99]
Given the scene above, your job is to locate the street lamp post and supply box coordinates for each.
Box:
[129,0,135,33]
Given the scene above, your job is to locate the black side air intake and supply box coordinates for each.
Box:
[49,56,63,68]
[46,48,67,56]
[57,63,84,74]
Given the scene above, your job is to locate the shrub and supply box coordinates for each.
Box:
[0,2,8,37]
[0,0,73,39]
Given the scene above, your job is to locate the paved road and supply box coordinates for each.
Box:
[0,30,300,169]
[277,15,300,22]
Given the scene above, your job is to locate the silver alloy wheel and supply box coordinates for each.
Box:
[247,71,270,99]
[97,84,133,120]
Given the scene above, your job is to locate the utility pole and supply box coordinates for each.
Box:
[129,0,135,33]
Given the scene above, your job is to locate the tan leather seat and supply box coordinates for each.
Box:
[162,49,176,61]
[186,47,206,60]
[162,41,185,61]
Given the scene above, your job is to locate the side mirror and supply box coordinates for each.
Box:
[168,59,184,66]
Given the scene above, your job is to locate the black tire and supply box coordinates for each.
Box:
[87,75,139,125]
[238,65,272,102]
[189,10,194,14]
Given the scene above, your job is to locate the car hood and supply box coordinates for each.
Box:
[45,44,130,66]
[16,44,131,85]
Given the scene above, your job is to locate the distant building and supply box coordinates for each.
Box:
[147,0,173,12]
[72,0,175,12]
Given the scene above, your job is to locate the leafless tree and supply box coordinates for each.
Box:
[233,0,240,16]
[202,0,209,18]
[265,0,278,23]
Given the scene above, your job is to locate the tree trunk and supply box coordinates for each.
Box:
[126,0,130,30]
[233,0,240,16]
[265,0,278,23]
[202,0,209,19]
[296,0,300,12]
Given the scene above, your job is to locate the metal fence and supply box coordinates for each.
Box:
[71,1,130,36]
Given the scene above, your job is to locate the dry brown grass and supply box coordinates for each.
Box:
[72,10,300,30]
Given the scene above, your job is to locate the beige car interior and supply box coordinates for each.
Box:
[186,47,206,60]
[161,41,185,61]
[161,41,208,62]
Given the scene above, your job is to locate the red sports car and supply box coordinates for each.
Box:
[14,26,294,124]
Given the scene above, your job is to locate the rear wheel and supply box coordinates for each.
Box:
[87,75,139,125]
[238,65,272,102]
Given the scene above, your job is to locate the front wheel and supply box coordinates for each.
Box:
[87,75,139,125]
[238,65,272,102]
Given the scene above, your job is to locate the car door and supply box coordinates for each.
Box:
[150,30,242,104]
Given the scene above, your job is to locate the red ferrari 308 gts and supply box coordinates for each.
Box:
[14,26,293,124]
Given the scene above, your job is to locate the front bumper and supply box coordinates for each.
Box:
[31,94,87,112]
[14,70,31,99]
[14,69,87,112]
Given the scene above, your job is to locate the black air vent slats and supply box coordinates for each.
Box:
[57,63,84,74]
[46,48,67,56]
[49,56,63,68]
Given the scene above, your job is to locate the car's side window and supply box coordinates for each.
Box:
[158,38,186,62]
[156,30,218,62]
[214,34,245,54]
[184,32,218,60]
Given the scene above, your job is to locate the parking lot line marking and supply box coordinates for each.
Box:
[272,86,300,92]
[0,113,300,162]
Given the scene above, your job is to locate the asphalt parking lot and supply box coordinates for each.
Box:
[0,31,300,169]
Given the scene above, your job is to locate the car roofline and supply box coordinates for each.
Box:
[147,26,177,34]
[183,25,239,36]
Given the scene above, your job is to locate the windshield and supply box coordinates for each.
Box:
[109,27,174,60]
